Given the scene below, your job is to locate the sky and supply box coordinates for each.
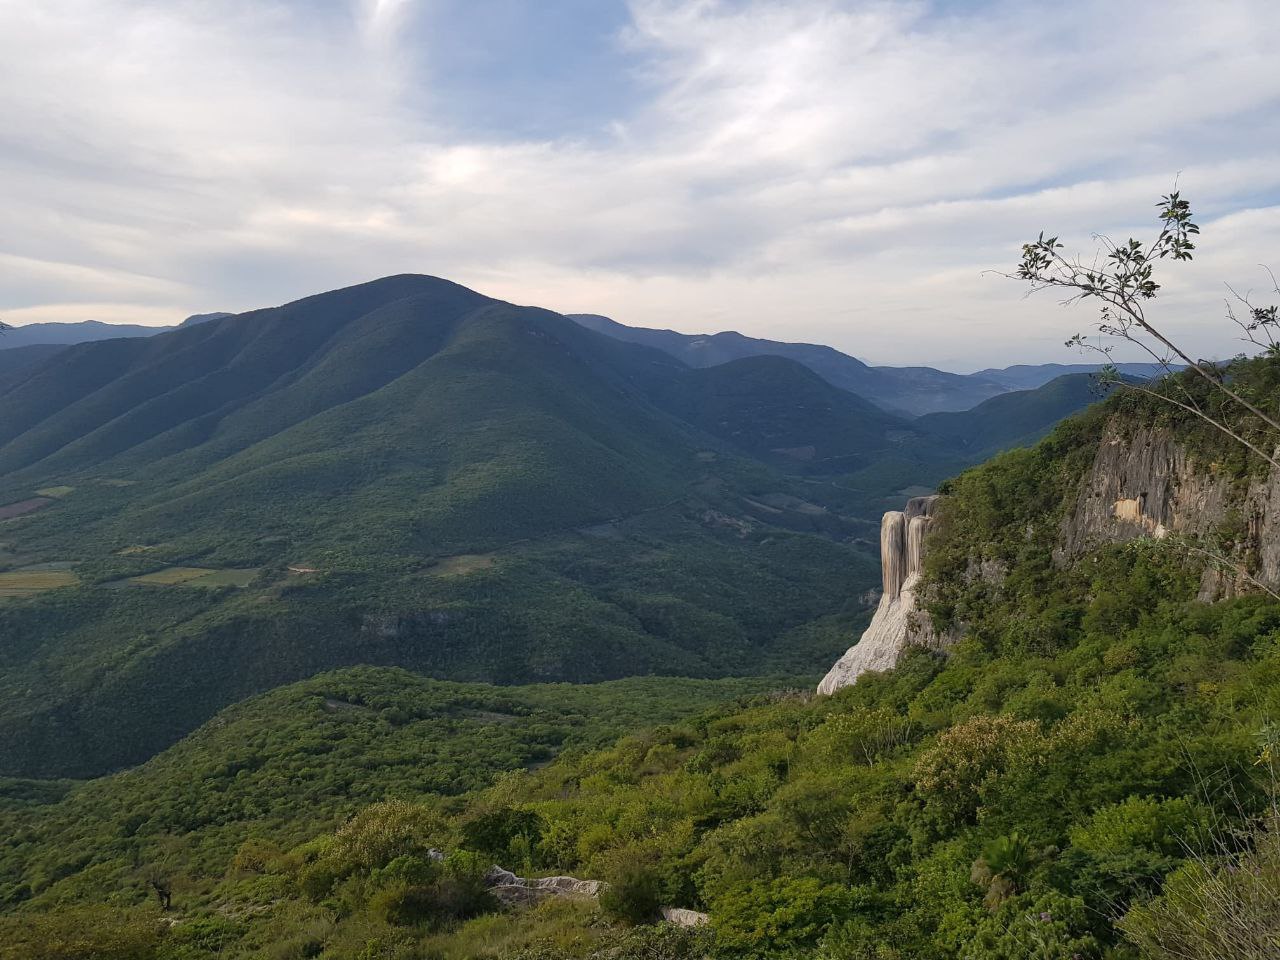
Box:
[1,0,1278,370]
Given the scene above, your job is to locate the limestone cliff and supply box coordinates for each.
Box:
[818,495,941,695]
[1058,419,1280,599]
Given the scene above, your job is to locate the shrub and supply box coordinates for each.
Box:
[599,858,664,925]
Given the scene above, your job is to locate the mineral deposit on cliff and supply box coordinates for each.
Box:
[818,495,939,695]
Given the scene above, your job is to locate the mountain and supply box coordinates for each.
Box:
[178,311,233,328]
[0,275,895,777]
[973,361,1174,390]
[570,313,1008,416]
[8,354,1279,959]
[0,318,172,349]
[0,344,65,385]
[913,372,1118,458]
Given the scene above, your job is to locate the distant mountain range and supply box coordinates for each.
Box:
[570,313,1167,416]
[0,312,227,350]
[2,308,1162,417]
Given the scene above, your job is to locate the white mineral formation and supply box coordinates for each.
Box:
[817,495,939,696]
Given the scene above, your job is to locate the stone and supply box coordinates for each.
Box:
[662,906,711,927]
[818,495,940,695]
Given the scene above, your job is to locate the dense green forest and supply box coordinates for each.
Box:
[7,357,1280,958]
[0,278,1098,780]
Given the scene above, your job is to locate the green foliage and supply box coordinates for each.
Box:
[0,905,165,960]
[1119,814,1280,960]
[598,856,663,925]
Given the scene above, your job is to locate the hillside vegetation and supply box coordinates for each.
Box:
[0,277,1101,780]
[7,358,1280,959]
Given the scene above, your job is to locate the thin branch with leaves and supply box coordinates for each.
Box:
[1010,193,1280,468]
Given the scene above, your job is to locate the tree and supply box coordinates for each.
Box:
[1012,193,1280,469]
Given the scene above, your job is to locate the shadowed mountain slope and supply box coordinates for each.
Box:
[0,276,887,777]
[914,373,1119,458]
[569,312,1005,416]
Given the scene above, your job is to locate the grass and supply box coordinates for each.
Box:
[188,568,259,588]
[430,554,498,577]
[116,544,162,556]
[35,486,74,498]
[0,570,78,598]
[129,566,258,588]
[130,566,214,585]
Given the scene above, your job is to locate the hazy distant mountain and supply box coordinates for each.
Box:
[0,312,233,349]
[569,313,1137,417]
[570,313,1008,416]
[973,361,1174,390]
[0,318,172,349]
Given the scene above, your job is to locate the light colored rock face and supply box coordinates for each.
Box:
[662,906,711,927]
[818,495,940,696]
[484,865,603,907]
[1058,420,1280,598]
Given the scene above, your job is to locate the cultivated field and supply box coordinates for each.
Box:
[0,570,78,598]
[0,498,54,521]
[129,566,258,588]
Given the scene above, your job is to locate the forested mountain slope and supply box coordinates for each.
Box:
[570,312,1008,416]
[0,277,899,778]
[0,277,1124,783]
[6,358,1270,958]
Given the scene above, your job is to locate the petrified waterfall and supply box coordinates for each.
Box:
[817,495,939,695]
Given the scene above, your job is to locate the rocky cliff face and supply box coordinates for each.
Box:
[1058,419,1280,598]
[818,495,942,695]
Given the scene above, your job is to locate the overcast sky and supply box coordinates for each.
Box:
[2,0,1278,370]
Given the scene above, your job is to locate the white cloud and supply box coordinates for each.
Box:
[0,0,1277,367]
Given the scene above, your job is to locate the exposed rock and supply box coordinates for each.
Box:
[1057,420,1280,598]
[662,907,711,927]
[818,495,943,695]
[484,865,520,886]
[483,864,602,907]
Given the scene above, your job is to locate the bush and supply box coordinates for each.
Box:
[599,858,664,926]
[1119,814,1280,960]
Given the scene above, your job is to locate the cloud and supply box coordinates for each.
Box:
[0,0,1277,367]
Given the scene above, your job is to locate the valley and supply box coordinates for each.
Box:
[0,277,1099,781]
[2,276,1270,960]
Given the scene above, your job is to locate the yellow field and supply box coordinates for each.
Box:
[429,554,497,577]
[0,570,78,598]
[35,486,75,498]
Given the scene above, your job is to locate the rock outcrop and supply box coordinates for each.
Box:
[482,863,705,923]
[662,907,711,927]
[1058,420,1280,599]
[818,495,941,695]
[484,864,603,906]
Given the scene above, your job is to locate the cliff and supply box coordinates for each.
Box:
[817,495,942,695]
[1058,418,1280,599]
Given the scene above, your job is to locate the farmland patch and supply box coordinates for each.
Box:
[129,566,259,588]
[429,554,497,578]
[0,498,54,521]
[0,570,78,599]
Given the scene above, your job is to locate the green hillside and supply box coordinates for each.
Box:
[0,277,892,778]
[914,372,1117,458]
[8,359,1274,958]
